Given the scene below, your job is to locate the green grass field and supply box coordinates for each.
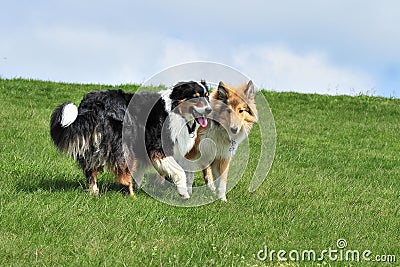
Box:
[0,78,399,266]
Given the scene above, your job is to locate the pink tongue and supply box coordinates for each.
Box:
[197,116,208,127]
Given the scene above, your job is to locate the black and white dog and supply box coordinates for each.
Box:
[50,81,211,199]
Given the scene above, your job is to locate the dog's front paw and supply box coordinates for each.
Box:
[207,181,216,192]
[177,185,190,199]
[218,192,227,202]
[180,193,190,200]
[187,186,193,195]
[89,184,99,196]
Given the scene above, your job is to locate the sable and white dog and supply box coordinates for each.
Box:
[185,80,258,201]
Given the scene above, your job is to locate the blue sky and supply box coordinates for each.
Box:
[1,0,399,97]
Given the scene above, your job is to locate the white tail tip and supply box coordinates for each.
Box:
[61,103,78,127]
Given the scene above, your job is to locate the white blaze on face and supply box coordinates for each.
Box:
[194,82,211,128]
[61,103,78,127]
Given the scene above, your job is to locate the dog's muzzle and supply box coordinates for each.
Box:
[193,99,211,128]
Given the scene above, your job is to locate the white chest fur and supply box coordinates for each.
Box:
[159,89,198,158]
[169,112,198,157]
[200,122,247,159]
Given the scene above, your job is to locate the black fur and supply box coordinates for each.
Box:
[50,81,210,197]
[50,89,133,173]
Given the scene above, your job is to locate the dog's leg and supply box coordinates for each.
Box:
[211,159,230,201]
[115,169,135,198]
[84,169,99,196]
[156,156,190,199]
[203,166,216,192]
[175,157,194,195]
[186,171,195,195]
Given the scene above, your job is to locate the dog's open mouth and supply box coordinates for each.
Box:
[192,109,208,128]
[196,116,208,127]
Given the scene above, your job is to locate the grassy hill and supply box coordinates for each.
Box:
[0,78,399,266]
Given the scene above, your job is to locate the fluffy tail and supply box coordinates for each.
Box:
[50,102,80,156]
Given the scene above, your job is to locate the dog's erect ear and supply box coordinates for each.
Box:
[243,80,255,100]
[217,81,229,101]
[200,79,208,90]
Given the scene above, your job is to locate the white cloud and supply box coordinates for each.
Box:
[1,0,399,97]
[231,45,375,96]
[1,26,166,84]
[1,26,377,96]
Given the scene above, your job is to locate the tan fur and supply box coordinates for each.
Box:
[185,133,201,159]
[115,171,135,198]
[177,98,210,117]
[88,170,99,196]
[187,80,257,201]
[214,158,230,183]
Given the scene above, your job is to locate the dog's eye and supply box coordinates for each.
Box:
[205,92,209,97]
[240,107,250,114]
[194,93,200,98]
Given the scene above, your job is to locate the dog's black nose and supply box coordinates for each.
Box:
[205,106,212,114]
[230,125,238,134]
